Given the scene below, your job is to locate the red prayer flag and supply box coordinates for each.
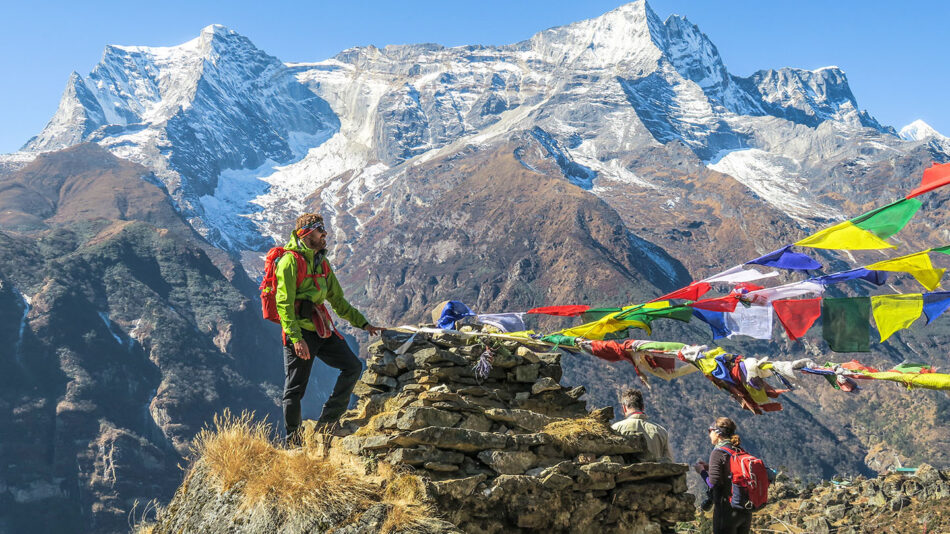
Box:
[772,298,822,340]
[733,282,765,293]
[841,359,880,374]
[589,340,632,363]
[907,162,950,198]
[650,282,712,302]
[688,295,739,312]
[526,305,591,317]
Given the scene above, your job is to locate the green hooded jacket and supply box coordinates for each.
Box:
[275,232,368,343]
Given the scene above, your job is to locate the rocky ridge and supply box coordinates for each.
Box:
[147,325,695,533]
[750,464,950,534]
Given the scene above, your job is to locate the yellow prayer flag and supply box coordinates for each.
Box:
[560,316,650,339]
[866,251,946,291]
[794,221,894,250]
[865,371,950,390]
[558,306,644,339]
[693,347,725,375]
[558,301,671,340]
[870,294,923,342]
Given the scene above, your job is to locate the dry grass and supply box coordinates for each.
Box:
[381,474,434,533]
[189,410,436,532]
[540,416,616,447]
[190,411,274,492]
[192,410,376,518]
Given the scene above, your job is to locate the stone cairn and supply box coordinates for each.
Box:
[333,327,695,533]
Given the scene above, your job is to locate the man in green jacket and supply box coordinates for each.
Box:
[276,213,382,443]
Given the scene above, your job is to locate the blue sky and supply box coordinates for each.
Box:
[1,0,947,153]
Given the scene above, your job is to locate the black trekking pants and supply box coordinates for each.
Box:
[712,502,752,534]
[282,329,363,439]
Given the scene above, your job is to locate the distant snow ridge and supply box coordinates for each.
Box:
[900,120,947,142]
[7,0,934,253]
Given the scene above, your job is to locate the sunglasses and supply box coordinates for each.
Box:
[298,223,326,236]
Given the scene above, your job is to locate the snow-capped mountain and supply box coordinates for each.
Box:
[6,1,947,254]
[899,119,950,157]
[21,24,339,249]
[900,119,945,141]
[4,4,950,533]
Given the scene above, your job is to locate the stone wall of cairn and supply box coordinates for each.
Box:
[333,328,695,533]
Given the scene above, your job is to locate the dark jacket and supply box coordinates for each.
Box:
[707,440,735,503]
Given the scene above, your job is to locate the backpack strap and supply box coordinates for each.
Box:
[715,446,735,456]
[297,258,331,289]
[289,251,308,288]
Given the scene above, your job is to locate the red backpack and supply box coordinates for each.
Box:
[717,446,770,511]
[259,247,336,338]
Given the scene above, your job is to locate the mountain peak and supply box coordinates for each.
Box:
[900,119,946,141]
[200,24,233,38]
[525,0,665,72]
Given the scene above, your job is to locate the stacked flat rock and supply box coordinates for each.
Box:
[753,464,950,534]
[335,327,694,534]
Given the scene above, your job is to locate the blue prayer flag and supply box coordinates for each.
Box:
[746,245,822,271]
[692,308,731,340]
[810,268,888,286]
[438,300,475,329]
[923,291,950,325]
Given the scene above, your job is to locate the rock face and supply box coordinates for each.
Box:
[751,464,950,534]
[0,145,285,534]
[334,327,695,533]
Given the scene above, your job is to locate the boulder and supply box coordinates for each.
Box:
[457,413,493,432]
[615,462,688,483]
[531,377,561,395]
[515,346,541,363]
[484,408,556,432]
[429,474,487,501]
[361,371,399,389]
[396,407,462,430]
[385,447,466,466]
[510,364,540,382]
[491,348,523,368]
[477,450,538,475]
[393,427,508,453]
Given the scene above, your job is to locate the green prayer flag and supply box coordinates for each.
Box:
[891,362,934,373]
[932,245,950,255]
[852,198,922,238]
[642,305,695,323]
[581,307,623,323]
[616,304,693,322]
[821,297,871,352]
[540,334,576,347]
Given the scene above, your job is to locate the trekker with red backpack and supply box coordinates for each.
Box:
[262,213,382,445]
[693,417,770,534]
